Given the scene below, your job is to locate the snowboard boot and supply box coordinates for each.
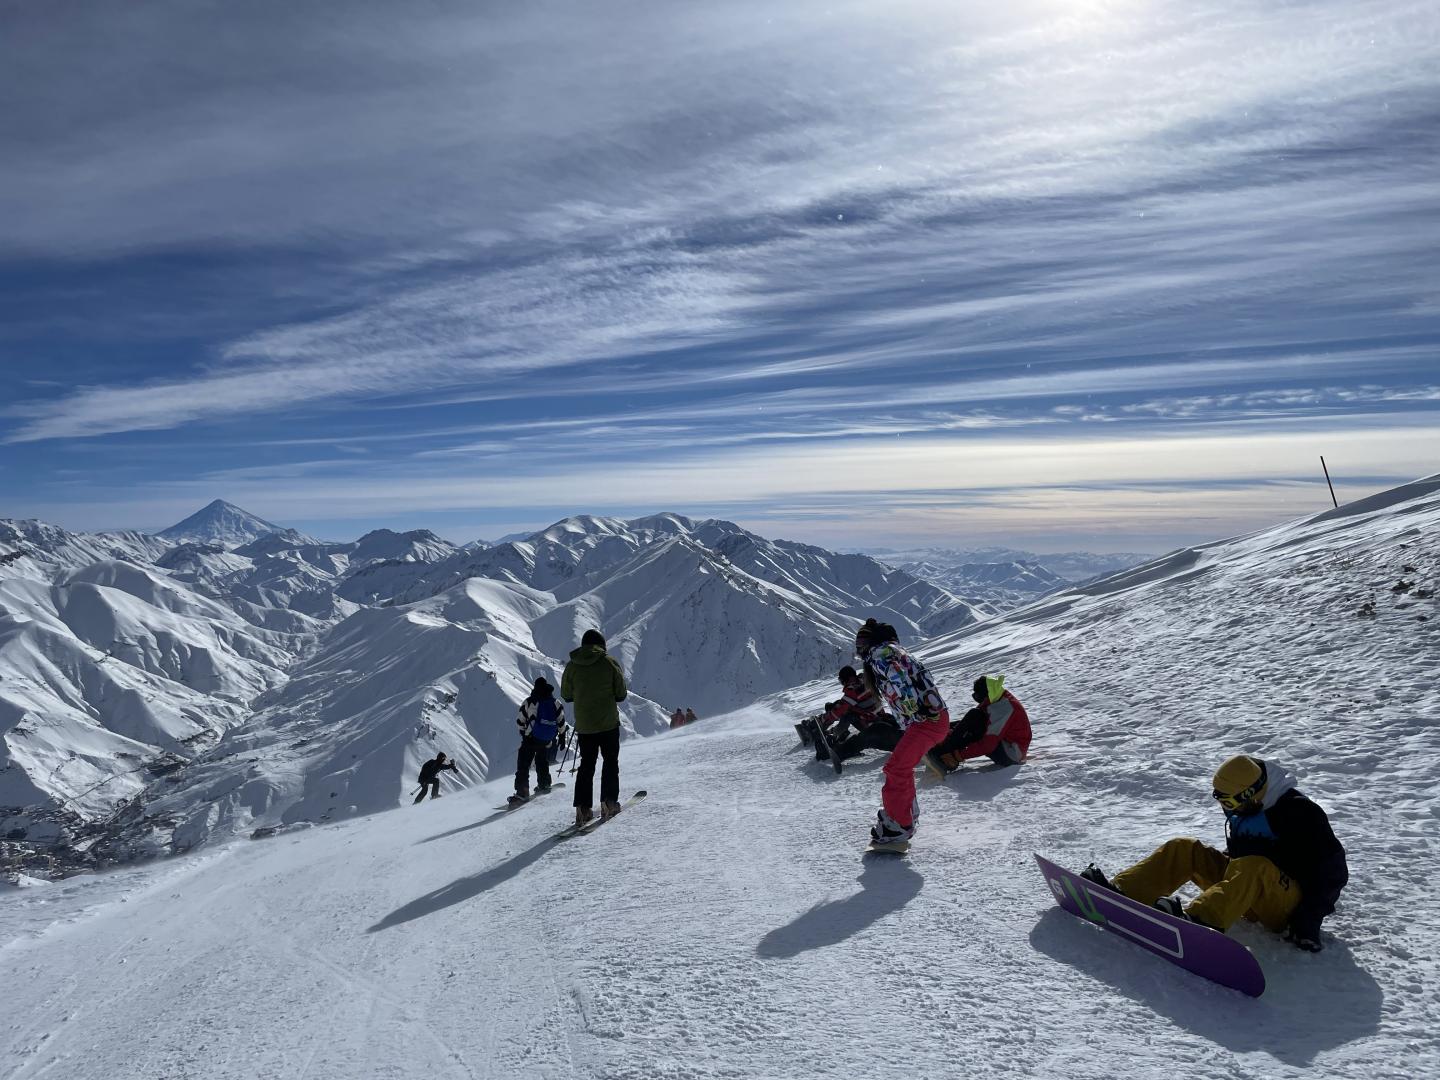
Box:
[508,791,529,808]
[870,809,915,846]
[600,800,623,822]
[1153,896,1189,920]
[1080,864,1119,893]
[536,783,552,795]
[814,732,832,762]
[795,722,812,746]
[574,806,594,828]
[1285,927,1323,953]
[922,750,949,778]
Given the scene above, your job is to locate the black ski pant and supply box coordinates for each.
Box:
[413,779,441,803]
[573,727,620,809]
[514,735,553,793]
[837,721,902,761]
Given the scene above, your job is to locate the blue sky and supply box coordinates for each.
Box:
[2,0,1437,552]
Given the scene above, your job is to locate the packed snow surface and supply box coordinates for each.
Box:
[2,476,1437,1078]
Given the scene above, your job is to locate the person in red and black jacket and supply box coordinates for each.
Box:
[925,674,1032,775]
[815,666,901,762]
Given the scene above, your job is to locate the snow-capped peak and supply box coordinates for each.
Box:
[155,500,304,548]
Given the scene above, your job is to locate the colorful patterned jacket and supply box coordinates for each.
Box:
[863,642,946,729]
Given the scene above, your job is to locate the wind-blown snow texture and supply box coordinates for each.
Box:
[2,476,1436,1078]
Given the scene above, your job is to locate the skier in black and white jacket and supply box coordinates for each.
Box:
[510,676,568,806]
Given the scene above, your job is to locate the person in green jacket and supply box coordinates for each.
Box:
[560,628,628,827]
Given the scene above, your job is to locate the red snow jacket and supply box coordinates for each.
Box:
[822,678,884,732]
[952,690,1032,763]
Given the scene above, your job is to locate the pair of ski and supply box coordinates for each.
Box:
[551,789,648,840]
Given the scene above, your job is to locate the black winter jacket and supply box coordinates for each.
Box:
[1226,788,1348,939]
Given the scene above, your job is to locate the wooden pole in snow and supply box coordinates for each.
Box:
[1321,456,1338,508]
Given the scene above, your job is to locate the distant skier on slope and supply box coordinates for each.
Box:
[561,628,629,828]
[684,707,698,725]
[1081,755,1348,951]
[811,666,899,763]
[924,675,1032,775]
[670,708,686,729]
[510,676,566,807]
[413,752,459,803]
[855,619,951,847]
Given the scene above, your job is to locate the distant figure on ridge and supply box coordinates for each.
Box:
[670,708,686,729]
[561,628,628,827]
[413,752,459,803]
[855,618,950,849]
[684,707,698,725]
[509,676,566,807]
[1081,755,1348,951]
[924,675,1032,776]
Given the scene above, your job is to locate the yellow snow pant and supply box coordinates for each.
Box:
[1110,837,1300,933]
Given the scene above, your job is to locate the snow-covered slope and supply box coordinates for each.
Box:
[2,477,1435,1080]
[0,561,299,834]
[0,520,172,583]
[530,535,853,717]
[95,576,648,858]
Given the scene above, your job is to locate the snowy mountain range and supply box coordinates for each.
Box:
[3,475,1435,1080]
[1,505,983,873]
[870,544,1153,611]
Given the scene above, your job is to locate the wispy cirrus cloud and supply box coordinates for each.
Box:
[3,0,1438,547]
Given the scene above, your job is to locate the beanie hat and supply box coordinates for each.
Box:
[533,676,554,695]
[973,675,1005,704]
[581,628,606,649]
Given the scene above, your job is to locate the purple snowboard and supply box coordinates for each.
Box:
[1034,853,1265,997]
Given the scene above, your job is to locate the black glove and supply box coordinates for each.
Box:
[952,708,986,746]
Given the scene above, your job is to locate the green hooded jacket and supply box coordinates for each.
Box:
[560,644,628,733]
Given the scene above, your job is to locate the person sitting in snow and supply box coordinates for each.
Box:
[414,752,459,803]
[924,675,1032,775]
[813,666,900,763]
[509,677,566,807]
[1081,755,1348,951]
[684,707,698,725]
[855,619,951,846]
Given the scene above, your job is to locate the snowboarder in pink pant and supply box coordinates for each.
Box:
[855,619,950,846]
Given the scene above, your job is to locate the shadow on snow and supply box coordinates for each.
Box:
[367,834,557,932]
[926,763,1027,802]
[1027,907,1384,1067]
[755,858,923,959]
[415,808,515,845]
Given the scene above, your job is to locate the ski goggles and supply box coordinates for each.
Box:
[1212,772,1267,811]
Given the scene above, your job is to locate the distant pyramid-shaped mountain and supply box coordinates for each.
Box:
[155,500,307,548]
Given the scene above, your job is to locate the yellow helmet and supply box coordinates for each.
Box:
[1212,755,1268,813]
